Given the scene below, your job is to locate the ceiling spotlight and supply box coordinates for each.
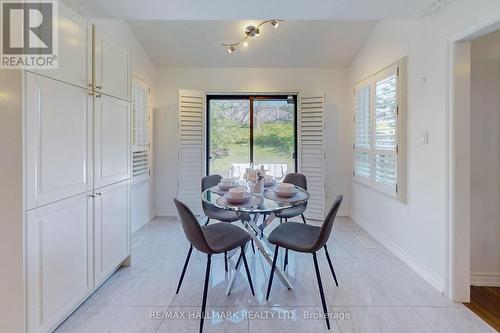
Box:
[245,25,259,37]
[222,20,283,54]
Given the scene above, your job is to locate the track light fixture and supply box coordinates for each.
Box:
[223,20,284,54]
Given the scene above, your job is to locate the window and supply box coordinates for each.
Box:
[131,77,152,183]
[353,59,406,200]
[206,95,297,178]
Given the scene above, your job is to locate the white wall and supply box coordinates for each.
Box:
[349,0,500,292]
[154,67,351,216]
[470,29,500,286]
[90,19,157,232]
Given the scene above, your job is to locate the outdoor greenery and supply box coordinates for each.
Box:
[209,100,294,176]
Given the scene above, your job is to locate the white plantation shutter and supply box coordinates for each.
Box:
[131,78,151,184]
[178,89,205,214]
[299,95,325,220]
[354,85,371,183]
[374,72,397,193]
[353,59,406,200]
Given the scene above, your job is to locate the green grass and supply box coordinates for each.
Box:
[209,122,295,177]
[210,143,294,177]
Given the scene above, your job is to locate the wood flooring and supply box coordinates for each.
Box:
[464,286,500,332]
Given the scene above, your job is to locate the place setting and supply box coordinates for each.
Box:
[264,181,308,202]
[215,185,263,208]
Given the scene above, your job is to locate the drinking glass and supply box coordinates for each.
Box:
[230,166,240,181]
[274,165,284,182]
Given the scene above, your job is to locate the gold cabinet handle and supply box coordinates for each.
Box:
[88,91,95,96]
[95,85,102,90]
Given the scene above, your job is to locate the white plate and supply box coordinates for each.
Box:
[224,192,252,204]
[275,188,297,198]
[218,182,239,191]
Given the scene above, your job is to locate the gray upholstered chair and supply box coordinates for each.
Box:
[202,175,240,225]
[201,174,254,271]
[275,173,308,224]
[174,198,255,333]
[265,195,343,330]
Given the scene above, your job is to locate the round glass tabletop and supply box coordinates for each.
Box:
[201,184,309,214]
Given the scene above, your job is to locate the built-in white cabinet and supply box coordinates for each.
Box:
[93,28,130,101]
[34,3,90,89]
[94,94,131,189]
[26,193,93,333]
[2,3,133,333]
[25,73,92,210]
[94,180,131,286]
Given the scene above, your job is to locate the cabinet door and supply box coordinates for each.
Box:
[94,180,130,286]
[25,73,92,210]
[94,94,131,188]
[34,3,90,89]
[26,193,92,333]
[93,27,130,100]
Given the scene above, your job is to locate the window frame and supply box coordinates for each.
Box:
[353,58,406,201]
[205,94,298,176]
[131,76,152,185]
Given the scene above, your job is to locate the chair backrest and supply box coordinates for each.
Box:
[311,195,343,251]
[174,198,212,254]
[283,173,307,190]
[201,175,222,214]
[202,174,222,191]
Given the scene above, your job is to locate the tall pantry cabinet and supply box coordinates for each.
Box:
[0,3,131,333]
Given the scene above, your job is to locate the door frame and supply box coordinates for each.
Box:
[205,94,298,176]
[447,9,500,302]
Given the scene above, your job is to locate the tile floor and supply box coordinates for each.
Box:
[55,216,496,333]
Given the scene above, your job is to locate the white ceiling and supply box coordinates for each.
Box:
[76,0,432,20]
[128,20,377,67]
[74,0,436,68]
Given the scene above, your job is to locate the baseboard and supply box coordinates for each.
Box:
[471,271,500,287]
[155,208,177,217]
[350,213,445,293]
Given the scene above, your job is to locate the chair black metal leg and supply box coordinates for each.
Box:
[280,218,283,224]
[312,252,330,330]
[266,246,280,301]
[204,218,210,226]
[224,252,228,272]
[301,214,307,224]
[200,254,211,333]
[176,245,193,294]
[240,245,255,295]
[284,248,289,271]
[250,238,255,254]
[324,245,338,287]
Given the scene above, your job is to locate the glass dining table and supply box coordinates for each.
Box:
[201,183,309,295]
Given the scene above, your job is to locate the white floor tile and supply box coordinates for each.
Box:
[57,217,493,333]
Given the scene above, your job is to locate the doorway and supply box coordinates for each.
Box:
[206,95,297,178]
[448,13,500,329]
